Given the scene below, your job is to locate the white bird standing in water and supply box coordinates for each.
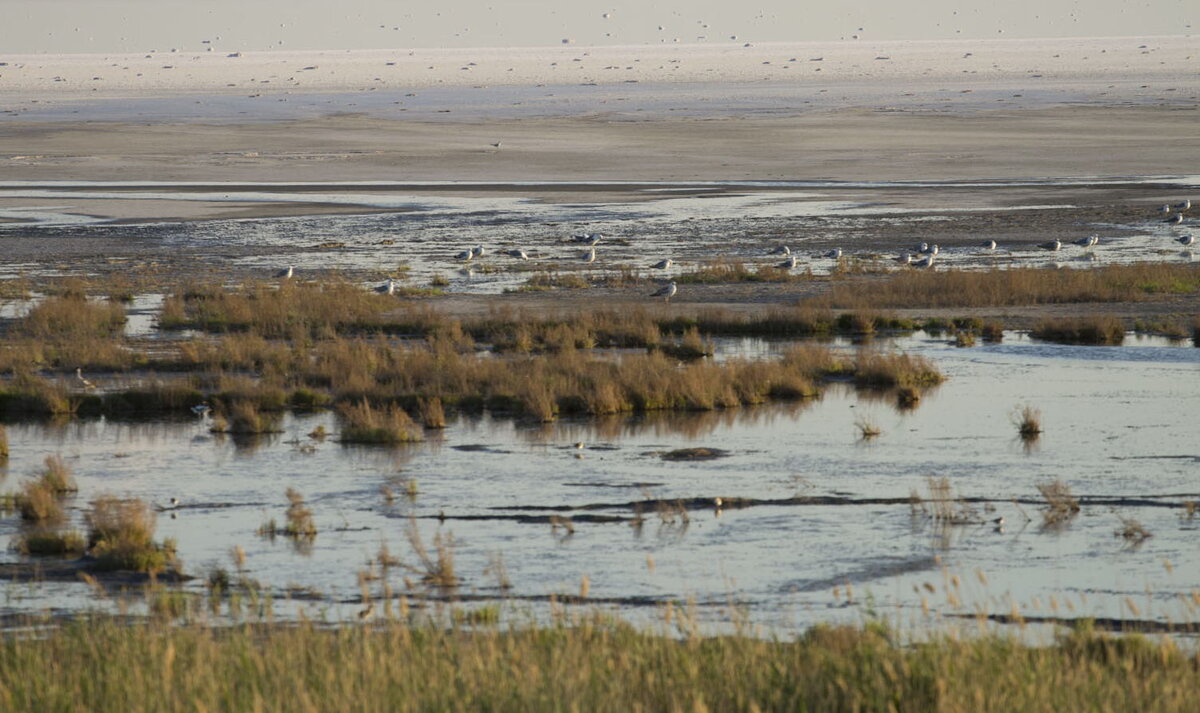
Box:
[1037,239,1062,251]
[981,239,997,250]
[75,368,96,390]
[455,249,474,262]
[651,258,673,269]
[507,249,530,260]
[1175,199,1192,211]
[1177,234,1195,247]
[273,266,294,279]
[375,278,396,295]
[650,281,678,302]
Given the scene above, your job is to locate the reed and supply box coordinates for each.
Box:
[816,263,1200,309]
[338,400,423,444]
[1031,316,1126,345]
[14,528,87,555]
[0,423,7,459]
[17,295,126,339]
[85,496,176,573]
[1015,404,1043,438]
[853,352,945,389]
[283,488,317,539]
[0,615,1195,712]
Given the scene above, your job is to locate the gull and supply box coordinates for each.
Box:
[895,254,912,265]
[470,245,486,258]
[822,248,842,259]
[919,244,939,255]
[1158,203,1171,214]
[170,497,180,508]
[190,402,211,417]
[981,239,997,250]
[1176,234,1195,247]
[1037,239,1061,251]
[572,233,603,245]
[777,255,799,269]
[374,278,396,295]
[507,249,530,260]
[490,141,502,149]
[651,258,673,269]
[1071,234,1099,248]
[768,245,791,256]
[1164,214,1184,225]
[273,265,294,279]
[650,281,678,302]
[581,247,597,263]
[1175,199,1191,211]
[455,249,474,262]
[912,242,929,253]
[913,254,935,268]
[75,367,96,390]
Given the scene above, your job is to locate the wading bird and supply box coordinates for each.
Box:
[190,402,211,417]
[981,239,997,250]
[1037,239,1062,251]
[375,279,396,295]
[651,258,673,269]
[896,254,912,265]
[75,368,96,390]
[1176,234,1195,247]
[274,265,294,279]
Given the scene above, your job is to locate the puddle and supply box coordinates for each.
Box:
[1,335,1196,633]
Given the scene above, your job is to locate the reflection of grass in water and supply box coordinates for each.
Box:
[1,613,1197,711]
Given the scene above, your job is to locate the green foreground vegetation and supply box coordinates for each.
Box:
[0,615,1195,712]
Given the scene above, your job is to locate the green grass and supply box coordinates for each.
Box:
[0,615,1195,712]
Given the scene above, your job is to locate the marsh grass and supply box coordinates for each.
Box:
[17,295,126,339]
[0,424,8,459]
[210,401,283,435]
[675,259,810,284]
[1031,316,1126,345]
[1015,404,1043,439]
[1115,515,1152,543]
[338,400,423,443]
[15,528,87,556]
[816,262,1200,309]
[1037,480,1081,529]
[86,496,176,573]
[0,372,77,416]
[925,477,979,525]
[853,352,945,389]
[38,455,76,494]
[284,488,317,539]
[855,414,882,438]
[405,517,457,590]
[1,615,1199,712]
[981,321,1005,342]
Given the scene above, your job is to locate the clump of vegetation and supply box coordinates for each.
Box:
[0,424,8,459]
[1115,515,1152,544]
[338,400,423,444]
[86,496,178,573]
[16,455,77,523]
[406,518,457,590]
[675,259,808,284]
[922,477,978,525]
[853,352,945,389]
[15,529,87,556]
[284,488,317,538]
[981,321,1005,343]
[1037,480,1080,528]
[953,331,977,348]
[855,415,881,439]
[657,326,713,359]
[1031,316,1125,345]
[0,372,77,416]
[38,455,76,494]
[1014,404,1042,439]
[210,401,283,435]
[418,397,446,429]
[17,294,127,340]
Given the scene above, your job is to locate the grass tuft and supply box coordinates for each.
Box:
[86,496,176,573]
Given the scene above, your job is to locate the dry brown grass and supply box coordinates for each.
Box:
[1037,480,1080,528]
[86,496,176,572]
[1015,404,1043,438]
[338,400,423,443]
[815,263,1200,310]
[0,424,7,459]
[853,352,945,389]
[1031,316,1126,345]
[406,517,457,590]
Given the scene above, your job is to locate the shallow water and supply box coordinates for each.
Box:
[1,333,1197,633]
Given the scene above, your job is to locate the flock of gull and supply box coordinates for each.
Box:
[271,200,1192,301]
